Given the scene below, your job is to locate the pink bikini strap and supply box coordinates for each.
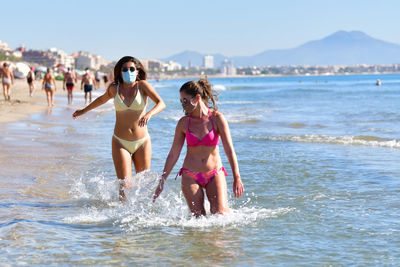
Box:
[175,168,183,180]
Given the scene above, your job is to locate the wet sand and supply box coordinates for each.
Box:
[0,79,67,123]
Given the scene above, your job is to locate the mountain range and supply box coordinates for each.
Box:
[161,31,400,67]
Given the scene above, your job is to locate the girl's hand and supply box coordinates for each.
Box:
[139,114,151,127]
[153,178,165,202]
[233,178,244,198]
[72,109,85,119]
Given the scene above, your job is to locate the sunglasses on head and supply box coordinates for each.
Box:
[122,66,136,72]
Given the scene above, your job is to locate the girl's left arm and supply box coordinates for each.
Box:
[139,80,166,127]
[53,76,57,91]
[217,112,244,198]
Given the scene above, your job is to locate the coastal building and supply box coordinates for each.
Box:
[92,54,106,69]
[74,51,105,70]
[164,61,182,71]
[75,51,92,69]
[0,40,11,52]
[220,59,236,76]
[141,59,164,71]
[23,48,74,68]
[48,48,75,68]
[0,40,22,58]
[203,55,214,69]
[23,49,57,67]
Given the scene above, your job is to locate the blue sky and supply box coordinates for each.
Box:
[2,0,399,60]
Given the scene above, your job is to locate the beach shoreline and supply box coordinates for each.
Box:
[0,79,74,124]
[0,72,394,125]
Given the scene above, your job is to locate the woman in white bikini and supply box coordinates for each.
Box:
[1,62,14,101]
[73,56,166,200]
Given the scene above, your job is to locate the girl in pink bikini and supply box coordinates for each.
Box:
[153,79,244,217]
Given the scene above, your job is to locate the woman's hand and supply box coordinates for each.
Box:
[139,113,152,127]
[72,109,85,119]
[233,178,244,198]
[153,177,165,202]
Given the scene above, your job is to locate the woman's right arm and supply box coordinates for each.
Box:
[153,117,186,202]
[72,84,115,118]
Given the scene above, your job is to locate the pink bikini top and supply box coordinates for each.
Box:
[186,110,219,147]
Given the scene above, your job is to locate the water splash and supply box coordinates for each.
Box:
[66,170,294,231]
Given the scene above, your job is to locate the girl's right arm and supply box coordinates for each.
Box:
[153,117,186,202]
[72,83,115,119]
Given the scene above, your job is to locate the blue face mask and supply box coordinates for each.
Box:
[122,70,137,83]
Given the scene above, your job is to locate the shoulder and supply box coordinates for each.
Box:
[212,110,228,131]
[138,80,152,89]
[177,115,189,130]
[213,110,226,123]
[106,82,118,97]
[137,80,153,95]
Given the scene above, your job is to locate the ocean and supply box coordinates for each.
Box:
[0,74,399,265]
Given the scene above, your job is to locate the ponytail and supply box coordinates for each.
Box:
[180,79,218,111]
[197,79,218,111]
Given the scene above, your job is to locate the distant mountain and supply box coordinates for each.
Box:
[161,50,227,68]
[162,31,400,67]
[232,31,400,66]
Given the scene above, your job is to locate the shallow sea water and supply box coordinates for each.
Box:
[1,74,399,265]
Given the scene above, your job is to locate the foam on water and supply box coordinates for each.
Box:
[65,170,294,231]
[213,84,226,91]
[251,134,400,148]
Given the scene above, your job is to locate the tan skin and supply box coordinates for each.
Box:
[1,65,14,101]
[81,71,96,104]
[63,70,77,104]
[42,72,57,107]
[73,61,166,200]
[153,92,244,217]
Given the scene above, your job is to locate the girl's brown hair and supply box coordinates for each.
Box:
[114,56,146,84]
[179,79,218,111]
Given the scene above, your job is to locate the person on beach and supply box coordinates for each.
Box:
[103,73,109,88]
[63,68,77,105]
[95,70,101,89]
[1,63,14,101]
[153,79,244,217]
[81,68,95,104]
[73,56,166,200]
[42,68,57,107]
[27,66,35,97]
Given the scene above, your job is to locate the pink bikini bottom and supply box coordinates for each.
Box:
[176,166,228,188]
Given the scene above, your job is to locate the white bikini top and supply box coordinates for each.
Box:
[114,83,147,112]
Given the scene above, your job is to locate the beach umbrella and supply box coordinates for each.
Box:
[14,62,30,78]
[58,66,68,72]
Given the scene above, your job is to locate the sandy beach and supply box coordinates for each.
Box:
[0,79,74,124]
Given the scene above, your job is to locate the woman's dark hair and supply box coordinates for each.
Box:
[114,56,146,84]
[179,79,218,111]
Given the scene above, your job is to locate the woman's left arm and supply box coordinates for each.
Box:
[52,75,57,91]
[216,112,244,198]
[139,80,166,127]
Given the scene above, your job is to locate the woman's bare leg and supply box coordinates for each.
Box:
[206,172,230,214]
[50,90,54,106]
[46,90,51,106]
[112,137,133,200]
[181,175,206,217]
[131,137,151,173]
